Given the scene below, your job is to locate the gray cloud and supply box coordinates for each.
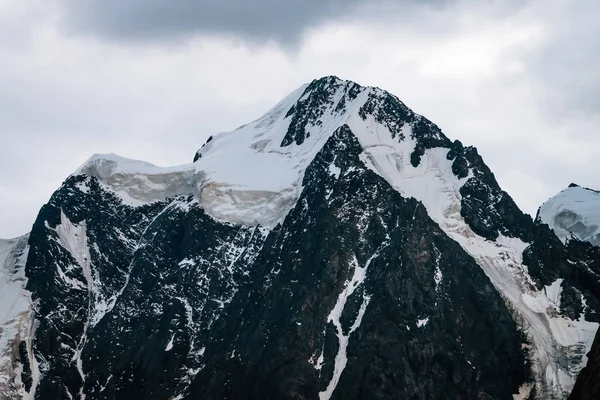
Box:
[57,0,367,45]
[56,0,503,45]
[528,0,600,117]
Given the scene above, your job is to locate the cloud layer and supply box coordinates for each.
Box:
[0,0,598,237]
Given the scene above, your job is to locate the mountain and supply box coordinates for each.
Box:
[538,184,600,247]
[2,76,600,399]
[538,184,600,400]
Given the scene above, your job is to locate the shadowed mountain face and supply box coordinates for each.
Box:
[2,76,599,399]
[569,328,600,400]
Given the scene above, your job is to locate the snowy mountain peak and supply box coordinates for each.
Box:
[72,76,458,228]
[538,184,600,247]
[279,76,362,147]
[195,75,449,158]
[188,76,464,227]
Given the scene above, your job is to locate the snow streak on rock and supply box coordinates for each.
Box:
[56,211,93,397]
[320,244,388,400]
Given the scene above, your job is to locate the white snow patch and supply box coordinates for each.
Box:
[432,244,442,293]
[544,279,563,311]
[328,164,341,179]
[0,237,30,344]
[309,346,325,371]
[99,375,112,393]
[417,317,429,328]
[56,211,92,291]
[165,334,175,351]
[513,382,534,400]
[178,258,196,268]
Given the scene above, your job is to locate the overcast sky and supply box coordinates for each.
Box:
[0,0,598,238]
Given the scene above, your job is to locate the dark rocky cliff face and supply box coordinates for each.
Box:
[12,76,600,399]
[570,329,600,400]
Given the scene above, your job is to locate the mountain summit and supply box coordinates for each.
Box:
[1,76,599,399]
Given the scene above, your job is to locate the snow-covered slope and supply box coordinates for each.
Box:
[538,184,600,247]
[73,82,363,227]
[0,235,32,399]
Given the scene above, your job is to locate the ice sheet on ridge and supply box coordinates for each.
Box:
[74,153,196,206]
